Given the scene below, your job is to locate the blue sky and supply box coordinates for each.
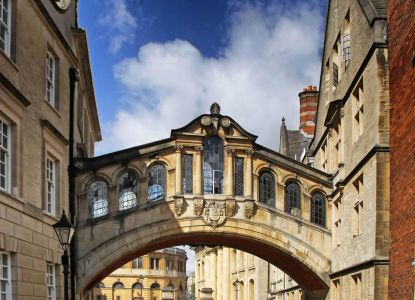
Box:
[78,0,326,275]
[78,0,326,156]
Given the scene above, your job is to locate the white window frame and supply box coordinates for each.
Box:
[46,157,56,215]
[0,252,11,300]
[46,52,56,106]
[0,118,11,192]
[0,0,11,56]
[47,263,56,300]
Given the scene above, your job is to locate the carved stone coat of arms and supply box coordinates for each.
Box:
[203,201,226,228]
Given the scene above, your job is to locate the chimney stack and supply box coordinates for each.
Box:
[298,86,319,136]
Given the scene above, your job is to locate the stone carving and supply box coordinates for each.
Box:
[225,199,237,217]
[174,197,185,216]
[210,102,221,114]
[200,102,232,134]
[195,145,203,153]
[245,200,256,219]
[174,144,183,152]
[203,200,226,228]
[201,115,212,126]
[194,198,204,216]
[291,207,301,217]
[221,117,231,127]
[246,149,255,157]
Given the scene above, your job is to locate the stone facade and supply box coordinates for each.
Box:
[87,247,187,300]
[307,0,389,299]
[387,0,415,298]
[0,0,100,299]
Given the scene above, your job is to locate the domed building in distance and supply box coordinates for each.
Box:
[91,247,188,300]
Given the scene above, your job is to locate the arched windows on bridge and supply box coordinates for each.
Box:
[84,137,327,228]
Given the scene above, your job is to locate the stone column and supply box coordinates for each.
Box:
[303,193,311,221]
[223,247,230,300]
[210,249,217,300]
[245,150,255,198]
[226,147,235,197]
[174,144,183,194]
[195,146,203,195]
[217,248,223,300]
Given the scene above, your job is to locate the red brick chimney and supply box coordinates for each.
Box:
[298,86,319,136]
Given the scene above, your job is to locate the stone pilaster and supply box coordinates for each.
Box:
[223,247,230,299]
[245,149,254,198]
[174,144,183,195]
[194,146,203,195]
[225,147,235,197]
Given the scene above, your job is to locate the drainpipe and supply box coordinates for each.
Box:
[69,67,79,300]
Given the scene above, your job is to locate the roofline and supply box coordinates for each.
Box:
[72,28,102,141]
[171,114,258,141]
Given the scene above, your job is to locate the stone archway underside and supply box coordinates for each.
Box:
[77,209,331,298]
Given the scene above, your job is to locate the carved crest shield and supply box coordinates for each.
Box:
[203,201,226,228]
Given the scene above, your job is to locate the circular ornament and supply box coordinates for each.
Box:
[221,117,231,127]
[201,115,212,126]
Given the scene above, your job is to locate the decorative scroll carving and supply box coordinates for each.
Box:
[174,144,183,152]
[225,199,237,217]
[203,200,226,229]
[174,196,185,216]
[194,197,204,216]
[194,145,203,153]
[200,102,232,134]
[225,147,235,156]
[245,200,256,219]
[221,117,231,127]
[201,115,212,126]
[246,149,255,157]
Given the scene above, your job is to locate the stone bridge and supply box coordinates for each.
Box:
[74,104,333,299]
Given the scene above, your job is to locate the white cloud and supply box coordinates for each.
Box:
[99,0,138,53]
[96,1,323,154]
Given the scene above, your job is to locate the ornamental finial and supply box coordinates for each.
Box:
[210,102,221,114]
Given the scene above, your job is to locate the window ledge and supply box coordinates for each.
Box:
[0,188,25,204]
[44,100,62,118]
[42,210,60,222]
[0,49,19,71]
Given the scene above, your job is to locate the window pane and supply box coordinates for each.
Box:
[88,181,108,218]
[148,164,166,201]
[203,137,224,194]
[259,172,275,207]
[235,158,244,196]
[311,193,326,227]
[285,182,301,215]
[183,154,193,194]
[118,171,137,210]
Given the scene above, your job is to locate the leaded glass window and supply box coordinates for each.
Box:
[259,171,275,207]
[118,171,137,210]
[285,182,301,215]
[203,136,224,194]
[183,154,193,194]
[235,158,244,196]
[333,62,339,87]
[88,180,108,218]
[148,164,166,202]
[311,192,326,227]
